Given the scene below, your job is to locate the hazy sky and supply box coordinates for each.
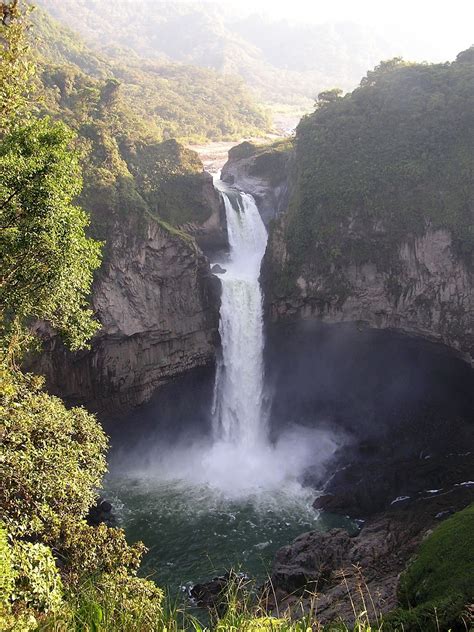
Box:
[217,0,474,61]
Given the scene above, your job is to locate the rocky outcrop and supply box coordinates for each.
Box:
[30,215,220,414]
[221,141,291,226]
[179,171,228,254]
[269,459,474,624]
[224,143,473,363]
[264,224,474,364]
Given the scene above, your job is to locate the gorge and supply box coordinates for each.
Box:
[3,5,473,626]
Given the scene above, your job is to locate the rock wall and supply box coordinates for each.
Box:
[30,214,221,415]
[223,142,473,364]
[264,222,474,364]
[179,171,228,253]
[221,141,290,226]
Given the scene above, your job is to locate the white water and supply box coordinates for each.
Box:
[212,183,268,445]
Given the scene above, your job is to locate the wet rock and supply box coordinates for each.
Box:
[87,497,115,527]
[211,264,226,274]
[269,473,474,625]
[312,452,474,518]
[190,571,247,612]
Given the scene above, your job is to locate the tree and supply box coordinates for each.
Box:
[0,117,102,356]
[0,0,36,133]
[315,88,343,108]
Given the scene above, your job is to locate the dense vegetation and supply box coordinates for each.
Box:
[271,51,474,295]
[21,3,245,252]
[385,504,474,631]
[32,5,269,142]
[34,0,426,111]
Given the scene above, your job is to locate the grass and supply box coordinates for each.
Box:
[384,503,474,631]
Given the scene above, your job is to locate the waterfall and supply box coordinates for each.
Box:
[212,181,268,446]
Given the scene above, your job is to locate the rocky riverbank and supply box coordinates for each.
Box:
[269,484,473,625]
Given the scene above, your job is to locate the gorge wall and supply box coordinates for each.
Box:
[224,141,473,364]
[29,155,224,415]
[225,52,474,364]
[264,220,473,363]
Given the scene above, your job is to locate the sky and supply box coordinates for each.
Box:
[214,0,474,61]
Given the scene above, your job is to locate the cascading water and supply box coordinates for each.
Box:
[212,181,268,446]
[105,172,344,595]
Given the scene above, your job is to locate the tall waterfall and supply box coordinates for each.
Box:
[212,181,268,446]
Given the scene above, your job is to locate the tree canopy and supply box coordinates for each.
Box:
[0,118,102,354]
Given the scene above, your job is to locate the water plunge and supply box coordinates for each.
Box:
[105,179,343,591]
[212,182,268,445]
[108,179,341,496]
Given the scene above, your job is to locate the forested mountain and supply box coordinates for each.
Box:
[35,0,425,109]
[20,3,270,249]
[31,6,269,142]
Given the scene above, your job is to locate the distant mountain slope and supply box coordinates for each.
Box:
[35,0,420,108]
[30,5,269,142]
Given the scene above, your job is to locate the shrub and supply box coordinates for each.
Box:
[0,525,14,609]
[0,366,108,540]
[10,540,63,614]
[56,518,145,584]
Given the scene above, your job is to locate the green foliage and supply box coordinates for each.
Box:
[10,540,63,614]
[66,573,164,631]
[0,117,102,354]
[56,518,145,584]
[277,51,474,295]
[123,139,212,226]
[383,504,474,631]
[34,0,426,109]
[23,12,233,239]
[0,1,36,132]
[0,367,108,539]
[0,525,15,611]
[30,5,270,143]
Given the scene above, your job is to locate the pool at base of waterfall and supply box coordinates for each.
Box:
[104,476,356,597]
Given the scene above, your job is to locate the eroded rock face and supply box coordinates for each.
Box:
[220,142,290,226]
[180,171,228,253]
[264,225,474,364]
[30,216,220,414]
[223,143,473,363]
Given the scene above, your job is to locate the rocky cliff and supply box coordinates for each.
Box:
[31,213,220,414]
[226,52,474,364]
[264,222,474,363]
[224,142,474,363]
[221,140,291,226]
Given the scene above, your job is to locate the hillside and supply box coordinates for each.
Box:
[30,6,269,143]
[35,0,425,111]
[278,50,474,279]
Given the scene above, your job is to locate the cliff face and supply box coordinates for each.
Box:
[31,215,220,414]
[264,222,474,363]
[223,116,473,361]
[220,140,291,226]
[226,54,474,364]
[181,172,228,253]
